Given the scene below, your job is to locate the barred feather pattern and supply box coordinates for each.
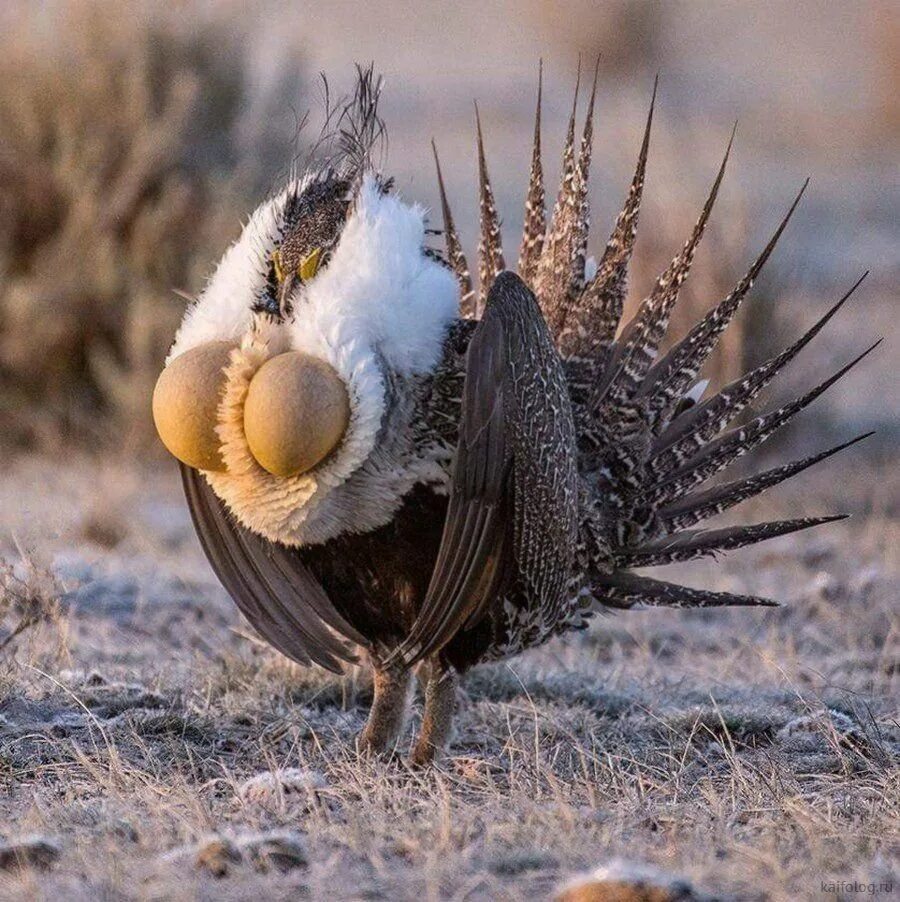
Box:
[517,62,546,286]
[431,73,872,641]
[642,340,879,508]
[475,106,505,315]
[637,180,809,431]
[533,62,598,334]
[557,75,658,361]
[596,126,735,411]
[649,282,871,477]
[658,433,872,533]
[432,141,475,316]
[617,515,847,568]
[591,571,776,610]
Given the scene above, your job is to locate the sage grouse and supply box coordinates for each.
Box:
[153,67,874,764]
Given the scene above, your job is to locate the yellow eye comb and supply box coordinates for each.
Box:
[299,247,322,281]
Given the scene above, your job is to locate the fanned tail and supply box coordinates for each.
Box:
[592,571,777,610]
[637,180,810,431]
[534,59,599,333]
[475,104,505,316]
[595,124,735,409]
[559,75,658,361]
[433,140,475,316]
[618,515,848,568]
[650,276,870,472]
[643,339,880,506]
[518,61,545,285]
[658,432,872,531]
[433,71,873,614]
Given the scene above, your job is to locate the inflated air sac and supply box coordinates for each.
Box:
[152,340,235,472]
[243,351,350,478]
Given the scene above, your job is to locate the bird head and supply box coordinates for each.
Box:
[257,175,352,320]
[153,168,459,546]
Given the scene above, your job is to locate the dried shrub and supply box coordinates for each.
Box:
[0,551,62,657]
[0,3,304,451]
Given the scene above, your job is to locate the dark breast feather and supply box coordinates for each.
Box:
[182,299,576,675]
[183,463,485,667]
[296,484,449,654]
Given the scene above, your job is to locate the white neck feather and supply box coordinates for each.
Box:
[168,173,459,545]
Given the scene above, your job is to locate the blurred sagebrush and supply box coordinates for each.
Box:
[0,3,304,451]
[0,548,63,659]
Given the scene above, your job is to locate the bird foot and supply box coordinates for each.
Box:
[408,738,443,768]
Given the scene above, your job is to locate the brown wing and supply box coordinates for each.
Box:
[392,271,579,667]
[181,464,366,672]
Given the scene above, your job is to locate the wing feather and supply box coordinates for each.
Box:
[181,464,363,672]
[392,272,578,667]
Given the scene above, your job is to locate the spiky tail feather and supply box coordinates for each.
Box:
[450,70,874,612]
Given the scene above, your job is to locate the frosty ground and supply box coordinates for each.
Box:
[0,451,896,901]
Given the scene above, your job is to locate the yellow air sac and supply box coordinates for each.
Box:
[243,352,350,478]
[152,341,235,472]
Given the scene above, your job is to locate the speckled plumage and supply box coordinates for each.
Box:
[177,68,872,763]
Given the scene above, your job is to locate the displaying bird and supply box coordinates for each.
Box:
[152,66,874,764]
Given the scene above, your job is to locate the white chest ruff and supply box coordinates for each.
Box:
[168,174,459,546]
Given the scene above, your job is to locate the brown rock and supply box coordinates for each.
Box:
[0,837,61,871]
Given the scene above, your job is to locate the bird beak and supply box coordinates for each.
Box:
[277,272,297,318]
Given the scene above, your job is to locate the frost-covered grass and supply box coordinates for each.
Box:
[0,454,896,900]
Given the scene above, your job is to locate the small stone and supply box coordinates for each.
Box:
[239,831,307,873]
[194,836,242,877]
[0,837,61,871]
[556,860,703,902]
[237,768,327,805]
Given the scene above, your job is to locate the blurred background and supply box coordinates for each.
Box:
[0,0,896,457]
[0,7,895,894]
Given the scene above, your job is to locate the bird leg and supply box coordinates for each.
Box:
[410,662,458,766]
[358,665,411,755]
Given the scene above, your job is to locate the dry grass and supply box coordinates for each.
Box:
[0,454,895,900]
[0,549,64,661]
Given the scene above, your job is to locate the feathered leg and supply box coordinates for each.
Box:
[410,661,458,766]
[358,665,411,755]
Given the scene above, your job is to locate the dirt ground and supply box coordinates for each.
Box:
[0,450,896,901]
